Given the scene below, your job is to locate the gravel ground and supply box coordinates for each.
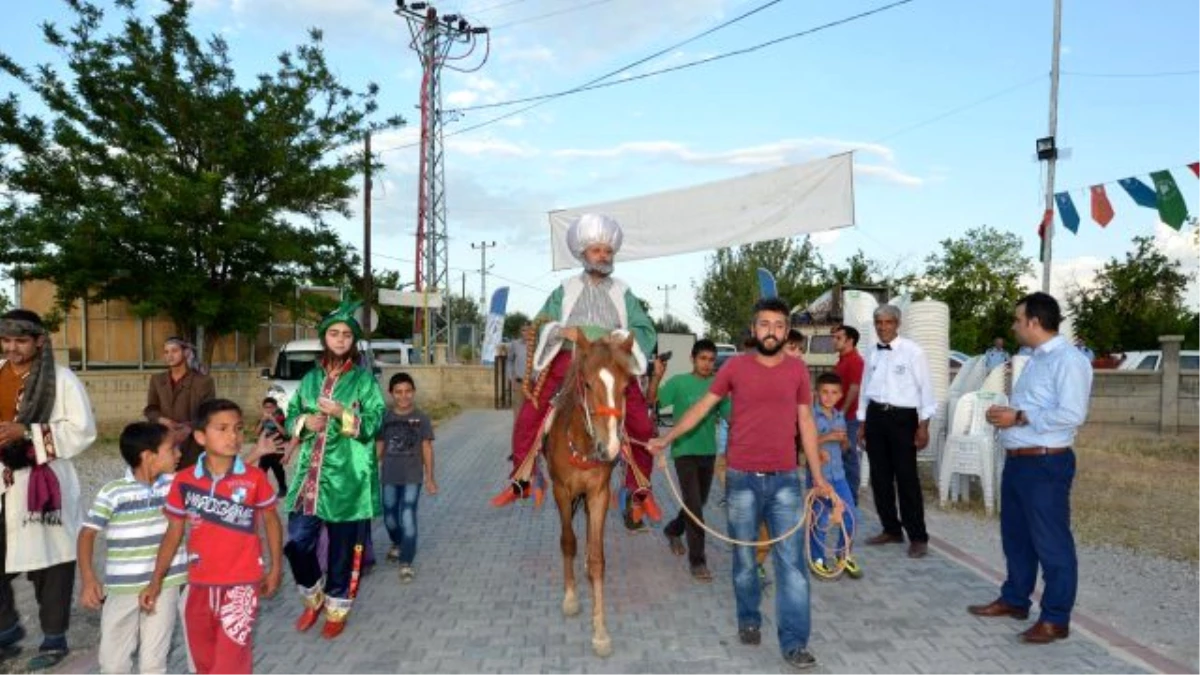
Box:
[2,444,1195,673]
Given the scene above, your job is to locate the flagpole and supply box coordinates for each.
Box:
[1041,0,1063,294]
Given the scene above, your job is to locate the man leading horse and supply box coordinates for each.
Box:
[491,213,661,529]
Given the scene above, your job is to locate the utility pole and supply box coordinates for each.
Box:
[1038,0,1063,293]
[471,241,497,314]
[657,284,677,320]
[396,1,490,362]
[362,131,373,335]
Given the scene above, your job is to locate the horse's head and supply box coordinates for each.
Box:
[572,332,637,463]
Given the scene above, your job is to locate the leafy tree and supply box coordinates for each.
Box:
[1069,235,1198,353]
[914,226,1032,353]
[503,311,531,339]
[447,294,482,328]
[0,0,401,362]
[696,237,825,341]
[822,249,916,292]
[654,315,693,334]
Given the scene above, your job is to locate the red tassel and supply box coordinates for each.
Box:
[1090,185,1114,227]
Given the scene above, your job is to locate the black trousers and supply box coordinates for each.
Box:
[864,404,928,542]
[258,453,287,495]
[663,455,716,565]
[0,494,75,638]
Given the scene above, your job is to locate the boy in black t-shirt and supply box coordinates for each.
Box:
[375,373,437,583]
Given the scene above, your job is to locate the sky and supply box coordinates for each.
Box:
[2,0,1198,334]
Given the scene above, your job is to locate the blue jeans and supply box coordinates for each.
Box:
[803,477,857,563]
[842,418,861,506]
[382,483,422,565]
[726,469,811,655]
[1000,451,1077,626]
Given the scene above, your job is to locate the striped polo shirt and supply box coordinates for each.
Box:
[83,469,188,594]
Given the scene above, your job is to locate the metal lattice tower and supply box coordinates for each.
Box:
[396,2,489,362]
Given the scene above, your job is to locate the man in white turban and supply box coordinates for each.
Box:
[491,214,661,529]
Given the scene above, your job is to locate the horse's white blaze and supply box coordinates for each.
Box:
[598,367,620,460]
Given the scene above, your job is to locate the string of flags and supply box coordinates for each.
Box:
[1038,161,1197,253]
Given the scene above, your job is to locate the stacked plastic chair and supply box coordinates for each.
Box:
[939,390,1008,515]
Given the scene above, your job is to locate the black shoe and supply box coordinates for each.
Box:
[784,648,817,670]
[738,626,761,645]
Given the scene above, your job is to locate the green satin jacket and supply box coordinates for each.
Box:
[284,363,384,522]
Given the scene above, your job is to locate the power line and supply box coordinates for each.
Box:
[490,0,619,31]
[450,0,786,114]
[463,0,529,16]
[378,0,915,154]
[871,73,1046,143]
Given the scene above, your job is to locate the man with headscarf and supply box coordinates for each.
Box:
[283,297,384,640]
[0,310,97,670]
[491,214,660,530]
[144,336,216,470]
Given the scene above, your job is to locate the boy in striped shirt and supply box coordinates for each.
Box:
[78,422,187,674]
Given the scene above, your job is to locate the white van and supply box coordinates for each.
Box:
[260,339,380,413]
[369,340,414,367]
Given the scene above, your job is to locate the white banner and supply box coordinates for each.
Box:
[548,153,855,270]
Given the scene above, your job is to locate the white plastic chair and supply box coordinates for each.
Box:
[939,391,1008,515]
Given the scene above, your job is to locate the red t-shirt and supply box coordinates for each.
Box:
[165,455,277,586]
[710,354,812,472]
[833,349,865,418]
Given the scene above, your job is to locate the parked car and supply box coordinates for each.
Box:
[260,339,380,412]
[370,339,414,368]
[949,350,970,369]
[1115,350,1200,371]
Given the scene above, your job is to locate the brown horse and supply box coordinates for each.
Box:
[544,333,636,657]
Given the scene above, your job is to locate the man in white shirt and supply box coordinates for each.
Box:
[856,304,936,558]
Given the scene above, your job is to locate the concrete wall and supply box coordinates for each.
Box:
[1087,369,1199,433]
[77,365,495,435]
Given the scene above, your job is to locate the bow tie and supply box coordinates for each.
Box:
[877,343,892,351]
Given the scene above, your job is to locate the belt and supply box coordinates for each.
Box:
[1006,446,1070,457]
[867,401,916,413]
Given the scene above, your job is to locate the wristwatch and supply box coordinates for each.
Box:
[1015,410,1028,426]
[22,425,32,441]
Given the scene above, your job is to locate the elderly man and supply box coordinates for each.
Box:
[856,304,936,559]
[0,310,97,670]
[491,214,660,529]
[145,336,216,470]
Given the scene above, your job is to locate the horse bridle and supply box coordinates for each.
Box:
[573,376,625,464]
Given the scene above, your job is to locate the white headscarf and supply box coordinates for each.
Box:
[566,213,623,261]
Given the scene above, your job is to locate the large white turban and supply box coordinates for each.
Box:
[566,213,623,261]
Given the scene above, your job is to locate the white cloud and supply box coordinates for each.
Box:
[446,137,538,158]
[552,137,920,186]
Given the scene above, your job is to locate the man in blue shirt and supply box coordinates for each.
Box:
[969,292,1092,645]
[983,337,1010,371]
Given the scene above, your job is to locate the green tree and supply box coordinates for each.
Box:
[654,315,692,334]
[503,311,531,339]
[696,237,825,341]
[822,249,916,291]
[447,294,482,327]
[1069,235,1198,353]
[915,226,1032,353]
[0,0,401,362]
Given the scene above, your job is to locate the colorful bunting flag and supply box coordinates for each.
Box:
[1190,162,1199,178]
[1054,192,1080,234]
[1118,177,1158,209]
[1150,170,1189,230]
[1089,185,1114,227]
[1037,208,1053,262]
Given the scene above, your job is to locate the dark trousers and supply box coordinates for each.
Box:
[285,514,366,600]
[864,404,928,542]
[0,495,75,641]
[663,455,716,565]
[1000,451,1078,626]
[258,454,287,495]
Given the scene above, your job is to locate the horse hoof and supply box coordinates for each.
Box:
[562,596,580,616]
[592,637,613,658]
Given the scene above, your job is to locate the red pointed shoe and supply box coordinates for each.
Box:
[640,492,663,522]
[321,618,347,640]
[490,481,530,508]
[533,485,546,509]
[296,607,321,633]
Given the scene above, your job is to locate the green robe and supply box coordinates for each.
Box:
[285,364,384,522]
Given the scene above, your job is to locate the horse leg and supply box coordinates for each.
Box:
[555,484,580,617]
[586,484,612,657]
